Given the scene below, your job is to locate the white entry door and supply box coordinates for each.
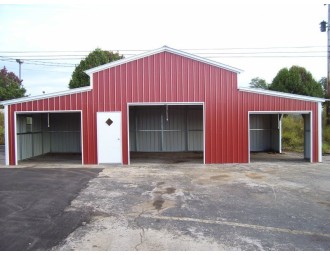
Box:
[97,112,122,164]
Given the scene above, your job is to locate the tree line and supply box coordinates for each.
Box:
[249,66,326,98]
[0,48,328,101]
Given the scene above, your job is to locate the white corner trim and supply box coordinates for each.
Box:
[239,87,326,103]
[4,105,9,165]
[310,111,313,163]
[85,46,243,75]
[279,114,282,154]
[248,111,314,163]
[318,102,323,163]
[14,112,18,165]
[248,112,250,163]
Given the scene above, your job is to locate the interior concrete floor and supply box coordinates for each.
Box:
[130,151,306,164]
[13,151,309,166]
[18,153,82,165]
[0,146,315,166]
[250,151,306,163]
[130,152,204,164]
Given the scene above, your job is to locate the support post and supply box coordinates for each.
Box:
[327,4,330,125]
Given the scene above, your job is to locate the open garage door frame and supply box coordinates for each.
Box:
[13,110,83,165]
[127,102,205,165]
[248,111,314,163]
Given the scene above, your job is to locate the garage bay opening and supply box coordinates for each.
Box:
[16,112,82,165]
[249,113,311,162]
[129,105,204,164]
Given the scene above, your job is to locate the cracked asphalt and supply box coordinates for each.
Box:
[52,155,330,251]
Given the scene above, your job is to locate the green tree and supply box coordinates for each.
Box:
[69,48,124,89]
[0,66,26,101]
[249,77,269,89]
[318,77,328,98]
[269,66,324,98]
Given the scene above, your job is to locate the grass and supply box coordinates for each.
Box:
[321,107,330,154]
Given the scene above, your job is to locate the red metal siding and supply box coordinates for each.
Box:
[7,51,321,165]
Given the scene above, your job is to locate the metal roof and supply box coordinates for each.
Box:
[85,45,244,75]
[239,87,325,103]
[0,86,92,106]
[0,46,325,105]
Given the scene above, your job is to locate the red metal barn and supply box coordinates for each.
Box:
[1,46,325,165]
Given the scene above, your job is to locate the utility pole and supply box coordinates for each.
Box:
[16,59,23,81]
[320,4,330,125]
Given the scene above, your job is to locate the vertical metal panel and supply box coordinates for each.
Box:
[250,115,271,151]
[187,109,203,151]
[7,51,322,165]
[244,94,319,162]
[47,113,81,153]
[16,113,81,161]
[163,108,185,151]
[43,132,51,153]
[129,106,202,152]
[33,133,43,156]
[136,108,161,152]
[16,114,44,160]
[250,114,280,152]
[50,132,81,152]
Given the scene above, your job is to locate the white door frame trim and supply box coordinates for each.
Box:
[127,102,205,165]
[14,110,83,165]
[248,111,314,163]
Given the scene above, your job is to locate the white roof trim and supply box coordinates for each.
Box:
[85,46,243,75]
[0,86,92,106]
[239,87,325,103]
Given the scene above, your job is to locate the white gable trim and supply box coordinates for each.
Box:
[239,87,325,103]
[0,86,92,106]
[85,46,243,75]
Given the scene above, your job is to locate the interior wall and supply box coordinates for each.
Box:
[16,112,81,161]
[129,105,203,152]
[46,113,81,153]
[250,114,280,152]
[250,113,312,161]
[17,114,43,160]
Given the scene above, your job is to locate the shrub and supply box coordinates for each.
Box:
[323,124,330,154]
[281,110,330,154]
[282,115,304,152]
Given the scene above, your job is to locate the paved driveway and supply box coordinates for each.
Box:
[54,156,330,251]
[0,167,102,250]
[1,152,330,250]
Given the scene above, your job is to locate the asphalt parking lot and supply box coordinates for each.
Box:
[1,150,330,250]
[56,156,330,251]
[0,167,102,250]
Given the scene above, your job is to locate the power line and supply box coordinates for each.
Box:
[206,55,326,58]
[0,56,76,67]
[0,45,327,69]
[1,50,326,58]
[0,45,326,54]
[23,67,73,73]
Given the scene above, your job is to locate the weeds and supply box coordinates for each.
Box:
[282,109,330,154]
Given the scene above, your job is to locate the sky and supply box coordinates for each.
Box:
[0,0,329,96]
